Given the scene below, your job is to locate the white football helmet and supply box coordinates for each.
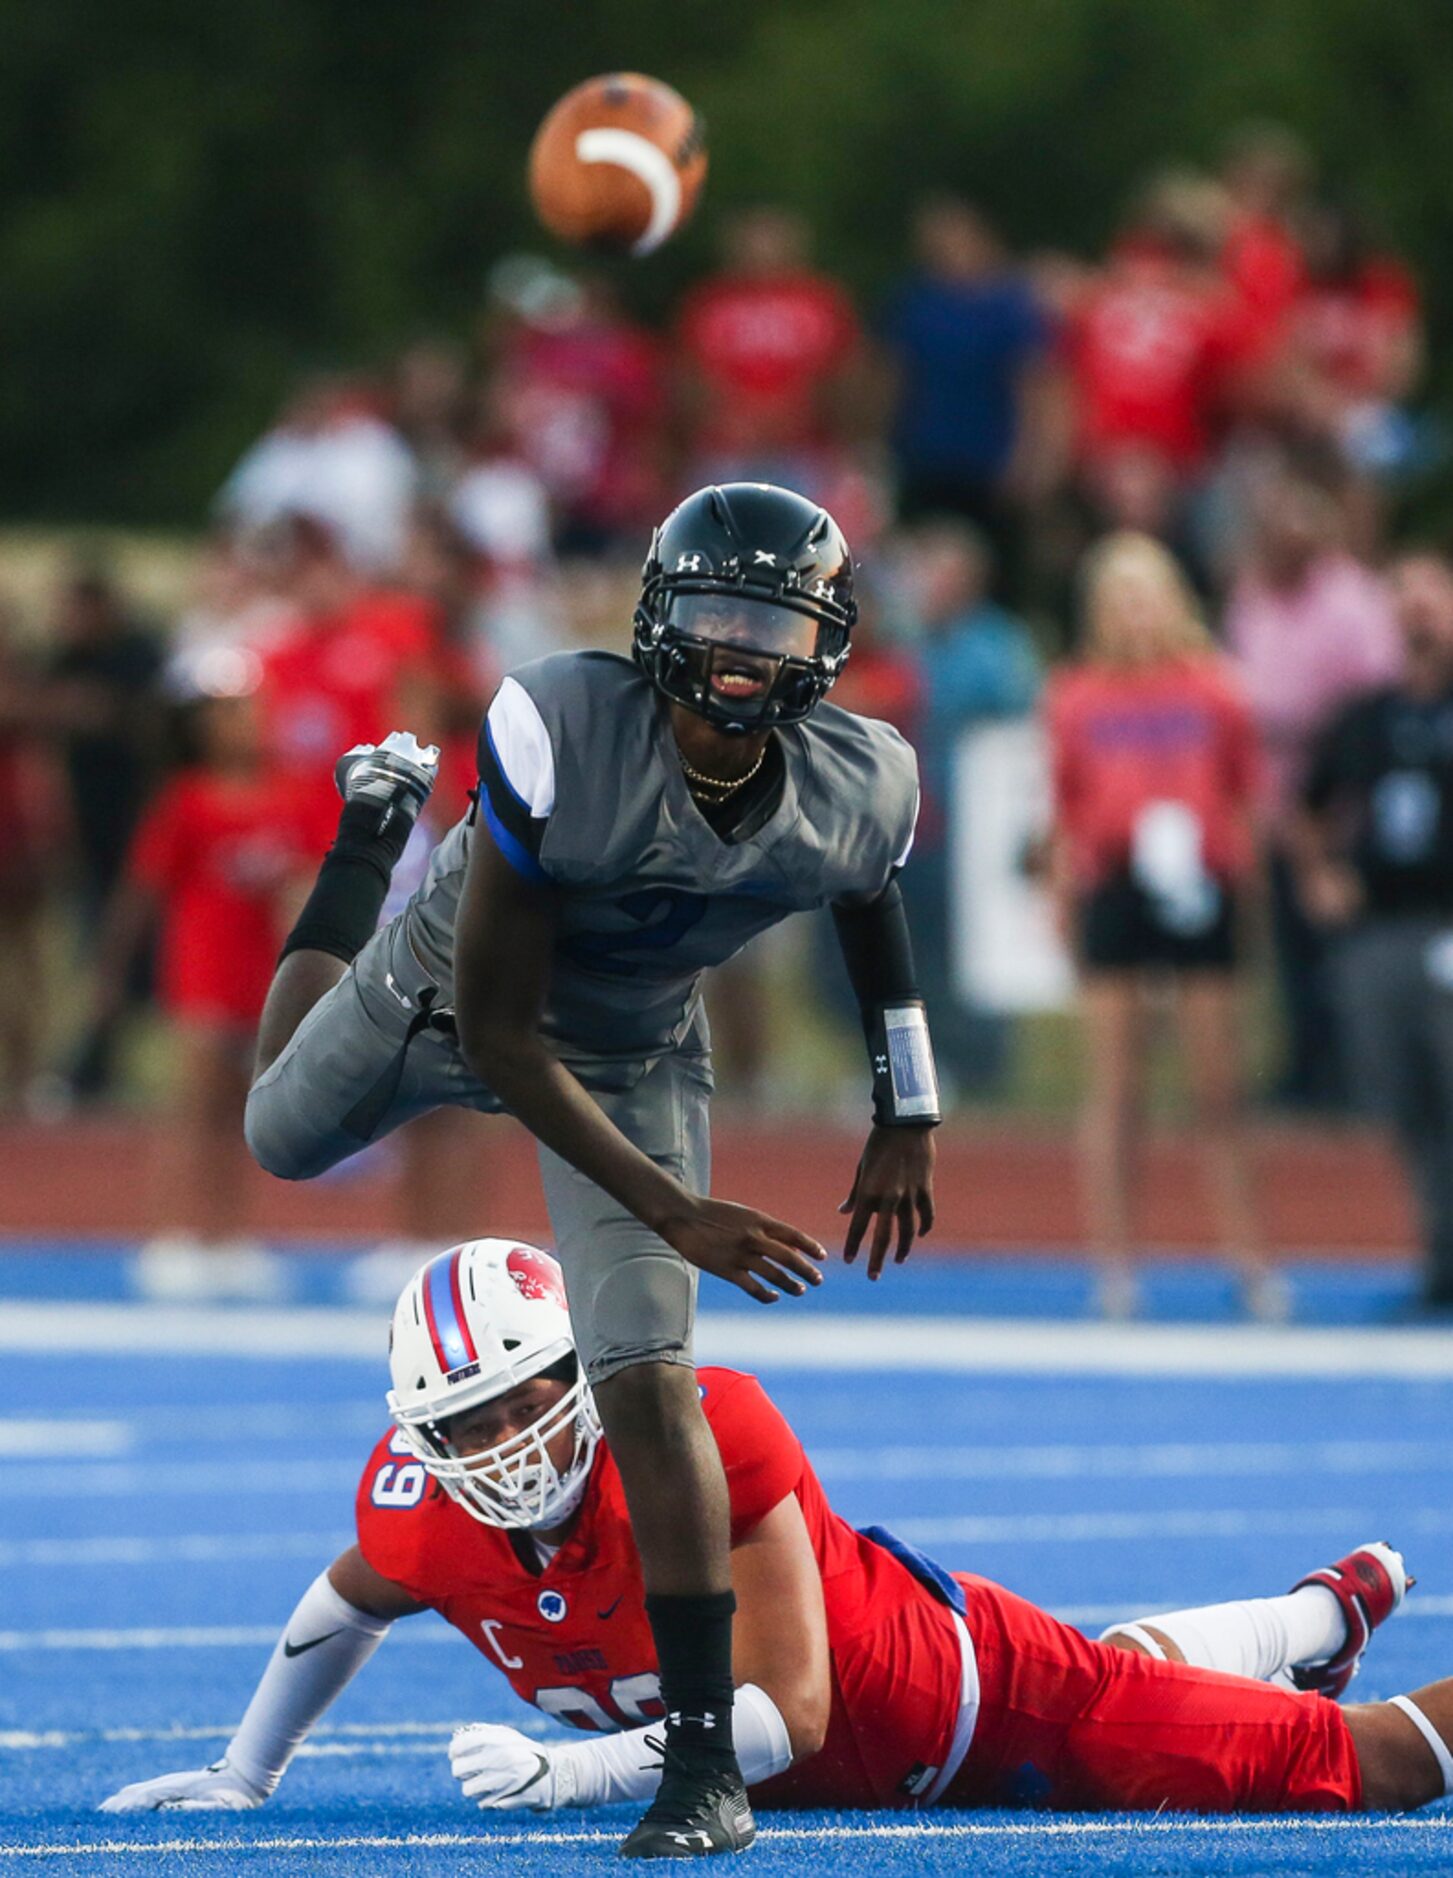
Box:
[386,1238,601,1531]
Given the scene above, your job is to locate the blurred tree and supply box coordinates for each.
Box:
[0,0,1450,522]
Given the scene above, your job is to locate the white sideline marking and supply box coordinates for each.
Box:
[7,1300,1453,1376]
[0,1531,347,1568]
[0,1303,389,1360]
[701,1313,1453,1378]
[4,1817,1451,1858]
[0,1420,132,1456]
[813,1437,1453,1482]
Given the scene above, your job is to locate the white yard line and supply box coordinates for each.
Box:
[895,1506,1453,1546]
[0,1719,473,1750]
[3,1816,1451,1858]
[0,1421,132,1456]
[0,1624,458,1653]
[0,1531,348,1568]
[0,1461,355,1500]
[811,1437,1453,1481]
[10,1436,1450,1504]
[6,1300,1453,1376]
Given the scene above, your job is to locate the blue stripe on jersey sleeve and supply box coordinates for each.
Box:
[480,789,549,882]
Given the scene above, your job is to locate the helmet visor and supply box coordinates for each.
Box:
[663,593,823,662]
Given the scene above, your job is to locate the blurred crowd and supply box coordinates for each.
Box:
[2,121,1451,1306]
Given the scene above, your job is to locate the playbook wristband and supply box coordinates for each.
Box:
[868,1001,941,1127]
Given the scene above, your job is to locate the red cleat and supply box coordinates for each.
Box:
[1289,1541,1413,1699]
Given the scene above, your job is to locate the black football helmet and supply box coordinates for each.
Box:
[633,483,856,733]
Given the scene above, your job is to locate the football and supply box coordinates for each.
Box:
[527,72,707,256]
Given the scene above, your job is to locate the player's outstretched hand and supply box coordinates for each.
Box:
[840,1123,936,1279]
[659,1196,826,1304]
[99,1760,267,1812]
[451,1723,561,1812]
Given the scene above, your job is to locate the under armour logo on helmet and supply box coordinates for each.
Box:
[676,552,705,572]
[752,550,778,566]
[812,578,835,598]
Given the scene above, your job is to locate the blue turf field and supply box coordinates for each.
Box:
[2,1247,1452,1875]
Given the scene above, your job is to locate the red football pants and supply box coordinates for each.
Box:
[945,1573,1361,1813]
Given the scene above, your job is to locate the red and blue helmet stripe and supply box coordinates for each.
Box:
[420,1250,480,1380]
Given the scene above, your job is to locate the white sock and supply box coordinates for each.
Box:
[1102,1586,1345,1681]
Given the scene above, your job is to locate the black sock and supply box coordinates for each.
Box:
[279,798,413,966]
[645,1590,738,1771]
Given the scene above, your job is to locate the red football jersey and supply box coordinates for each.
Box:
[355,1367,964,1808]
[128,767,336,1024]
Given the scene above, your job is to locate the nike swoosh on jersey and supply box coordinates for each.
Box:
[597,1594,625,1620]
[282,1629,344,1658]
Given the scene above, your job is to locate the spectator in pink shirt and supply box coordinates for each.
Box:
[1225,468,1402,1108]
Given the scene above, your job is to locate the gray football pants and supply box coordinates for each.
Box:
[245,917,709,1382]
[1330,916,1453,1299]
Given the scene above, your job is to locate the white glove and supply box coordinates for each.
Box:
[450,1723,569,1813]
[99,1758,268,1813]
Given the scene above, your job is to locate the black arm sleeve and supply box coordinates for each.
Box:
[831,877,920,1021]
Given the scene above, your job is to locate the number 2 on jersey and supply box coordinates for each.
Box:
[563,889,708,977]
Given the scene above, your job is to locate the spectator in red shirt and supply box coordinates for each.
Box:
[1065,176,1257,539]
[97,649,335,1301]
[487,270,667,556]
[252,514,443,821]
[1281,204,1423,479]
[1045,533,1276,1320]
[1218,122,1314,350]
[674,207,864,499]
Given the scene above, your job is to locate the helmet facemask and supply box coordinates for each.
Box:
[393,1353,603,1531]
[637,586,851,733]
[632,484,857,734]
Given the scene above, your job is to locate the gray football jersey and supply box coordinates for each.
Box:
[404,650,918,1067]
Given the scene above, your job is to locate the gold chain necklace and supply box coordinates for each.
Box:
[678,747,767,800]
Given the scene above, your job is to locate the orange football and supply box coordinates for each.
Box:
[528,72,708,256]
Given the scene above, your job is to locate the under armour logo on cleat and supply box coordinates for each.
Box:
[668,1831,713,1850]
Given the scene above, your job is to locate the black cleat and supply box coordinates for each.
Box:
[618,1747,755,1860]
